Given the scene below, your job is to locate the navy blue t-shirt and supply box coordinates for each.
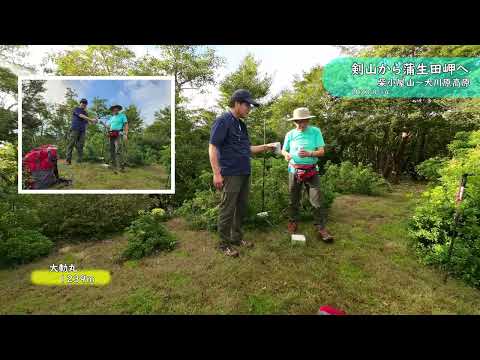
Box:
[71,107,88,133]
[210,111,251,176]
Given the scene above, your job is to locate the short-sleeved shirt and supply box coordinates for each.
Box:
[209,111,252,176]
[282,126,325,173]
[71,107,88,133]
[107,113,128,131]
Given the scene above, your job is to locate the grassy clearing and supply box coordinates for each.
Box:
[1,182,479,314]
[51,160,169,190]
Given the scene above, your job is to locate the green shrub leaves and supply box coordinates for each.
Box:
[410,130,480,287]
[120,209,176,261]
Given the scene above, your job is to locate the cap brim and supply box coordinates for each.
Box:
[287,116,316,121]
[246,98,260,107]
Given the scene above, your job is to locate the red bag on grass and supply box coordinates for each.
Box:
[317,306,347,315]
[23,145,58,189]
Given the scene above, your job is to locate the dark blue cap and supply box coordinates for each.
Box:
[80,98,88,104]
[109,104,123,112]
[230,89,260,107]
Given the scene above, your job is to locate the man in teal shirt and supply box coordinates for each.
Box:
[107,104,128,172]
[281,107,333,242]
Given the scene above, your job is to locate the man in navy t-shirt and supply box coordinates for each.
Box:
[66,98,98,164]
[209,89,277,257]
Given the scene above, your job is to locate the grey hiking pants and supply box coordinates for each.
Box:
[288,172,328,228]
[66,129,86,162]
[218,175,250,246]
[109,135,124,169]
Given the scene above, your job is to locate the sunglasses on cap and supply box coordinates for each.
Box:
[241,101,254,108]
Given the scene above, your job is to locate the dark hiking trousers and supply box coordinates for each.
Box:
[218,175,250,246]
[109,135,124,169]
[66,129,86,163]
[288,172,328,228]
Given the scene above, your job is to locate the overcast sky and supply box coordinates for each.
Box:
[4,45,344,113]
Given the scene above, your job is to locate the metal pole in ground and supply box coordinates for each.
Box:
[443,173,471,284]
[98,118,110,166]
[262,116,266,213]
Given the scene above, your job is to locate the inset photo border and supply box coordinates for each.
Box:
[18,76,175,194]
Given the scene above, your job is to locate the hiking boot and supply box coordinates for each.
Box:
[316,226,334,243]
[234,239,254,248]
[218,244,239,257]
[287,221,298,234]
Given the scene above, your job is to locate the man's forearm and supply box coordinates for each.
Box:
[250,144,269,154]
[79,114,95,123]
[209,144,221,175]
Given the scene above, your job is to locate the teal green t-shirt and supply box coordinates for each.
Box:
[282,126,325,173]
[108,113,128,131]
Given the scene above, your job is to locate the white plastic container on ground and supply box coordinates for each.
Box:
[291,234,306,244]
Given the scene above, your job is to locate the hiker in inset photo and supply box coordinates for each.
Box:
[66,98,98,165]
[106,104,128,173]
[209,89,277,257]
[281,107,334,243]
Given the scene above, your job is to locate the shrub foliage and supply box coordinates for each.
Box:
[120,209,176,261]
[178,158,389,231]
[409,130,480,287]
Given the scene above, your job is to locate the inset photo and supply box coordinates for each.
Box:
[18,76,175,194]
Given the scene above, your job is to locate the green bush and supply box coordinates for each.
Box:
[178,158,390,232]
[0,229,54,267]
[416,157,448,181]
[177,157,336,231]
[125,144,146,166]
[409,130,480,287]
[83,130,108,162]
[0,142,16,185]
[323,160,391,195]
[36,195,156,241]
[246,156,293,228]
[177,189,221,231]
[120,208,176,261]
[80,129,163,167]
[0,142,54,267]
[1,194,41,236]
[447,131,478,157]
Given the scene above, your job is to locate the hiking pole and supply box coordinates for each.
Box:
[257,116,268,218]
[92,111,107,164]
[443,173,472,284]
[96,117,111,167]
[262,116,266,213]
